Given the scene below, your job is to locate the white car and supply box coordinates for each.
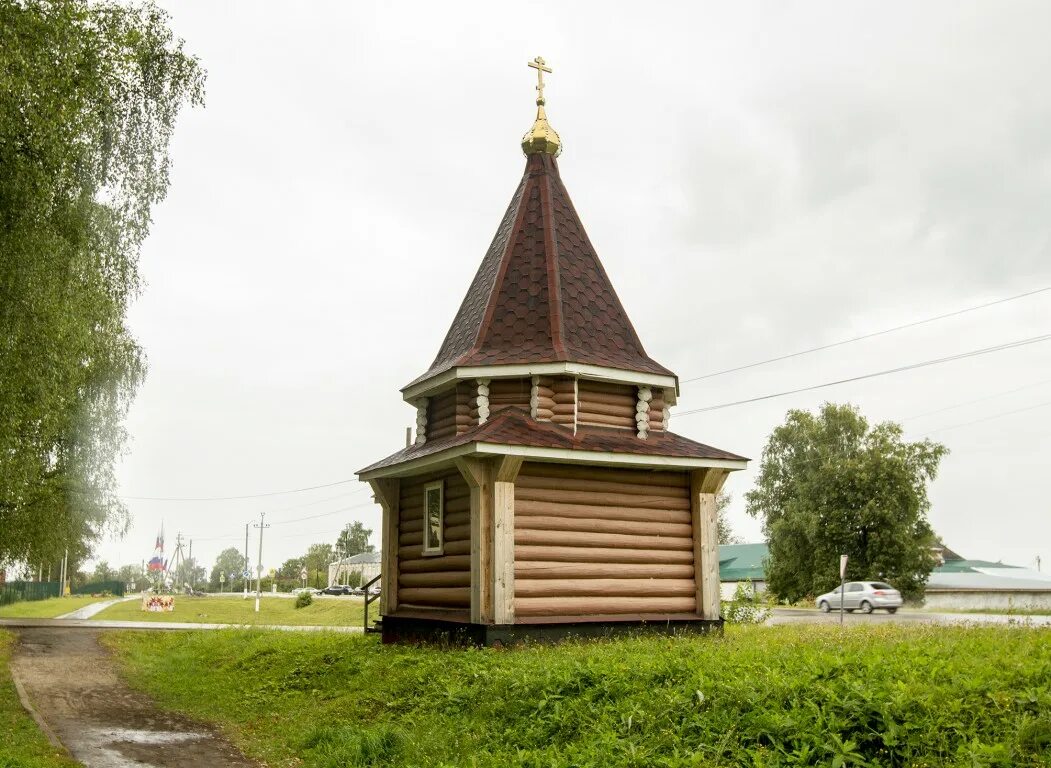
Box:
[816,581,903,614]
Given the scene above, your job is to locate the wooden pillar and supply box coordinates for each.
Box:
[690,469,728,620]
[368,479,400,615]
[456,458,492,624]
[492,456,524,625]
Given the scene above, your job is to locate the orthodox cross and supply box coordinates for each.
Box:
[528,56,552,102]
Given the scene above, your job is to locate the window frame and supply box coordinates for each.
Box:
[422,480,444,556]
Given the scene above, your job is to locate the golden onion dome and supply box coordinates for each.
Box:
[521,57,562,157]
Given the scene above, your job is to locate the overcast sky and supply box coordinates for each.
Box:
[94,1,1050,578]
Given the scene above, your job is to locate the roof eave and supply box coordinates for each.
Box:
[358,440,746,482]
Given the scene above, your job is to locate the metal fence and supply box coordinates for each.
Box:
[0,580,61,607]
[71,580,125,597]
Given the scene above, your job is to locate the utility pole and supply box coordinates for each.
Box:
[243,523,250,599]
[188,539,194,590]
[253,512,269,613]
[1037,555,1042,573]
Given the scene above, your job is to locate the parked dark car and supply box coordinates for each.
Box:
[319,585,352,596]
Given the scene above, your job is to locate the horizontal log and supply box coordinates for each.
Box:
[490,380,530,395]
[578,391,638,407]
[515,499,691,525]
[399,555,471,573]
[577,412,635,428]
[552,403,577,415]
[515,596,697,617]
[399,539,470,559]
[429,403,473,419]
[401,486,470,507]
[515,545,694,564]
[515,515,693,538]
[427,415,475,433]
[578,380,636,396]
[515,529,693,551]
[551,415,574,424]
[398,587,470,607]
[519,464,689,487]
[515,486,690,510]
[577,400,636,419]
[535,408,555,419]
[398,571,471,588]
[515,474,689,499]
[551,379,577,393]
[426,424,457,441]
[534,386,555,398]
[516,561,696,580]
[515,578,696,598]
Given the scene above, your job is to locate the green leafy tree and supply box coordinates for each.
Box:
[173,557,206,589]
[91,560,113,582]
[116,563,142,588]
[210,547,246,591]
[746,403,947,602]
[304,543,333,588]
[0,1,204,569]
[716,491,741,545]
[334,521,374,559]
[277,556,307,588]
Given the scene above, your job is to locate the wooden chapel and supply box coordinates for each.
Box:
[358,58,748,645]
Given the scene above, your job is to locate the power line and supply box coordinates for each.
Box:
[675,333,1051,417]
[922,400,1051,436]
[904,378,1051,421]
[681,286,1051,384]
[270,501,374,526]
[120,478,365,502]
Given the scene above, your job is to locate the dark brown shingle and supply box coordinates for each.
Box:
[358,408,746,475]
[406,154,673,389]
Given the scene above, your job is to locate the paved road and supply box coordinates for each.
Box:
[769,607,1051,626]
[9,627,256,767]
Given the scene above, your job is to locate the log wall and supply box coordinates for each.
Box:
[576,380,637,430]
[648,388,667,433]
[550,377,576,427]
[469,377,532,420]
[397,469,471,609]
[531,376,555,421]
[426,383,474,441]
[513,463,697,619]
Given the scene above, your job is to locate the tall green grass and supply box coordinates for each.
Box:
[105,625,1051,767]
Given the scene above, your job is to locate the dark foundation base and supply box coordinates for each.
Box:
[380,614,724,647]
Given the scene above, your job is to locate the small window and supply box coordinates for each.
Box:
[423,481,444,555]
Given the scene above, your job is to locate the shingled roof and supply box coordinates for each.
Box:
[358,408,747,476]
[406,153,675,390]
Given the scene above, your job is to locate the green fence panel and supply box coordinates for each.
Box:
[71,580,125,597]
[0,581,61,606]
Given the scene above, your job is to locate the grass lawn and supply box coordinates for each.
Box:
[93,595,365,627]
[0,596,105,619]
[105,624,1051,768]
[0,630,78,767]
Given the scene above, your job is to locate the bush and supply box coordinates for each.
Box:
[294,592,313,609]
[723,580,771,624]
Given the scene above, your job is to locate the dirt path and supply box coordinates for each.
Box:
[9,627,255,768]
